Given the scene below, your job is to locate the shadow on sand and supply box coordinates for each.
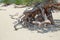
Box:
[15,19,60,33]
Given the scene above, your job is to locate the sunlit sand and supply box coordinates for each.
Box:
[0,4,60,40]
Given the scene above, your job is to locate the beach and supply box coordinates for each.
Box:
[0,4,60,40]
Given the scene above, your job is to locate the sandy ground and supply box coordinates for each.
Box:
[0,4,60,40]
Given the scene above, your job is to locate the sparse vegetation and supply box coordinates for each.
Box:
[0,0,44,5]
[0,0,57,6]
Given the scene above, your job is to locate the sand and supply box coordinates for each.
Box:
[0,4,60,40]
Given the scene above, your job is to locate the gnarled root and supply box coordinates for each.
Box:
[32,20,51,27]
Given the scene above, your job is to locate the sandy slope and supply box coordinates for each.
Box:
[0,5,60,40]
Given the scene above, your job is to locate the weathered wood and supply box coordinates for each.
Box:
[10,0,60,30]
